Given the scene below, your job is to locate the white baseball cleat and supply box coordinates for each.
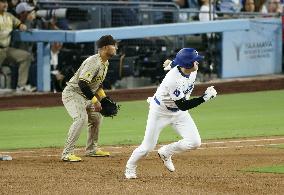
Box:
[125,165,137,179]
[158,149,175,172]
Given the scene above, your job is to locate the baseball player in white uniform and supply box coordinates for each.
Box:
[125,48,217,179]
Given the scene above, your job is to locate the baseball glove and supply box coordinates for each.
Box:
[100,96,120,117]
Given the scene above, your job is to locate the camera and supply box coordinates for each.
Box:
[36,8,89,21]
[36,8,67,20]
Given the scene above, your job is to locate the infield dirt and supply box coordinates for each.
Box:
[1,137,283,195]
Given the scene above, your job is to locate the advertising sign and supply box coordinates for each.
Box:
[222,18,282,78]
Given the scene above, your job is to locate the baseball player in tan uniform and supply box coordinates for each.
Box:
[61,35,117,162]
[0,0,35,92]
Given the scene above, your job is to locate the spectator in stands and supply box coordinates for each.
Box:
[198,0,218,21]
[15,2,36,53]
[255,0,268,13]
[15,2,37,88]
[0,0,36,92]
[16,2,35,25]
[266,0,282,13]
[219,0,242,12]
[49,41,75,93]
[50,42,65,92]
[241,0,256,12]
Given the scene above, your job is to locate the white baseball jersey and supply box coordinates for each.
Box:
[154,66,197,109]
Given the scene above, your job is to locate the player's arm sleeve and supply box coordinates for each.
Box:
[78,80,95,100]
[174,96,205,111]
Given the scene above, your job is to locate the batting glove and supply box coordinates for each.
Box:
[203,86,217,102]
[163,59,172,71]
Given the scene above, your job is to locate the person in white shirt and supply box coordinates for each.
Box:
[50,42,65,92]
[125,48,217,179]
[266,0,282,13]
[198,0,218,22]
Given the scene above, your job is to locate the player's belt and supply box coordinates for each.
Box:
[154,96,179,112]
[166,107,179,112]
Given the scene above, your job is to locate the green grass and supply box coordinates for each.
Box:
[269,144,284,149]
[276,144,284,149]
[0,90,284,150]
[244,165,284,174]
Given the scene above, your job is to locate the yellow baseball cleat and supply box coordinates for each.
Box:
[62,154,82,162]
[86,150,110,157]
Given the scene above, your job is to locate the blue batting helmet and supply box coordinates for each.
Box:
[172,48,204,69]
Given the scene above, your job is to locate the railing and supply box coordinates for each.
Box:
[14,19,253,91]
[178,8,282,22]
[37,0,282,28]
[37,0,179,28]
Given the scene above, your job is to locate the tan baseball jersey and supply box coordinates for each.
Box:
[66,54,109,95]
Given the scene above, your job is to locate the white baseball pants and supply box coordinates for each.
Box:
[126,99,201,167]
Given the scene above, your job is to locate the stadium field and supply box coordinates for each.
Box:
[0,90,283,194]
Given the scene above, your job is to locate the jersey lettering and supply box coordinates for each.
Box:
[173,89,181,97]
[93,75,104,82]
[84,72,92,79]
[183,84,193,95]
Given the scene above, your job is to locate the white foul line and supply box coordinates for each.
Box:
[7,143,284,158]
[201,137,284,145]
[1,137,283,157]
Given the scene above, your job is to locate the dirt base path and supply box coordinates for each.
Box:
[1,137,283,195]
